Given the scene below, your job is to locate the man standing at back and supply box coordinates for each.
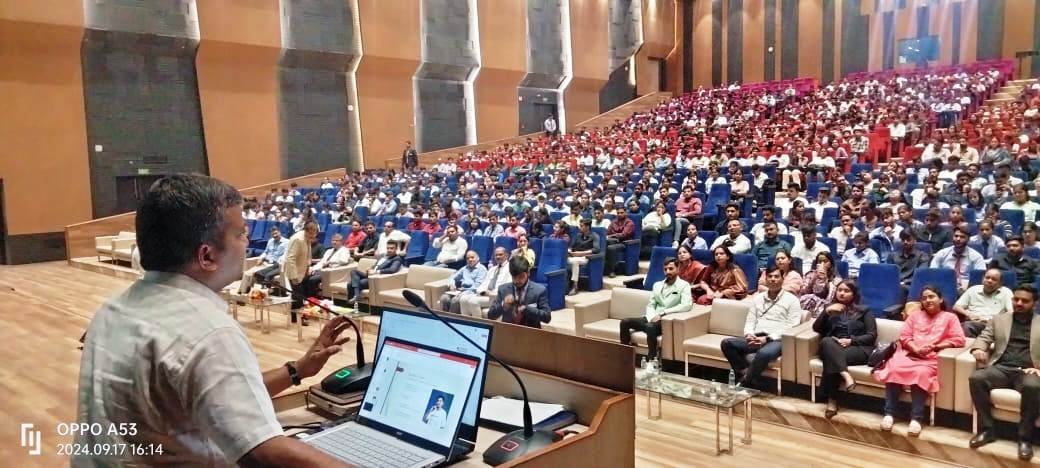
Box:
[284,220,320,323]
[76,174,351,466]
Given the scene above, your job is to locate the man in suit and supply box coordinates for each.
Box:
[345,240,404,307]
[402,140,418,170]
[619,257,692,361]
[968,285,1040,460]
[487,256,551,328]
[283,221,319,322]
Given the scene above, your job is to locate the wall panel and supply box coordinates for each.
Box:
[742,0,767,84]
[475,0,525,142]
[798,0,823,80]
[0,13,90,236]
[1003,0,1036,76]
[636,0,676,95]
[566,0,610,128]
[356,0,422,169]
[196,0,281,189]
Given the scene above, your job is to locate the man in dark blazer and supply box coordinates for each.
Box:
[345,240,404,306]
[968,285,1040,461]
[487,257,551,328]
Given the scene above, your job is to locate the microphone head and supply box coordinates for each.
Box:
[402,289,425,308]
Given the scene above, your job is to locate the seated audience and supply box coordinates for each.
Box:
[677,223,708,251]
[620,257,693,361]
[874,286,966,436]
[438,251,488,314]
[692,246,749,305]
[814,281,877,418]
[792,226,830,274]
[567,220,600,296]
[930,226,986,292]
[459,247,512,317]
[640,202,672,258]
[750,221,792,269]
[487,257,551,328]
[376,221,411,257]
[710,218,752,254]
[721,267,802,389]
[238,227,287,294]
[605,207,636,277]
[889,230,931,286]
[954,268,1013,338]
[968,285,1040,461]
[916,210,952,254]
[510,234,536,267]
[841,232,879,279]
[990,235,1040,287]
[749,206,789,243]
[969,220,1005,261]
[345,240,404,306]
[426,225,468,267]
[676,245,709,285]
[757,250,802,294]
[799,251,843,318]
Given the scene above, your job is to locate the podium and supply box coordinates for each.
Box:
[273,317,636,467]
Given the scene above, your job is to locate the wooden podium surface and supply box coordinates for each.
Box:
[273,318,635,467]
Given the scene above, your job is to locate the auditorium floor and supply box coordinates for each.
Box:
[0,262,962,467]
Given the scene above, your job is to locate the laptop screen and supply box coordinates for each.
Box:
[375,307,492,442]
[358,337,481,451]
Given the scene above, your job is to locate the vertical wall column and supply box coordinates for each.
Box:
[81,0,207,218]
[278,0,363,176]
[600,0,642,112]
[519,0,572,134]
[414,0,481,152]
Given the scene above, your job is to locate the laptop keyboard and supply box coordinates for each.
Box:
[308,424,432,467]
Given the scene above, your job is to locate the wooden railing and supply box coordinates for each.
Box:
[383,91,674,169]
[64,168,346,260]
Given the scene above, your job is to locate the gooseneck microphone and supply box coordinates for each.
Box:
[401,289,559,466]
[305,297,373,394]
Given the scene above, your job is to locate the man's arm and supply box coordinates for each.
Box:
[530,287,552,323]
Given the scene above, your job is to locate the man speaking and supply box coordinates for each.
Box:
[76,174,351,466]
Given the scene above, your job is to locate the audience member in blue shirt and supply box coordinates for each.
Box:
[841,232,879,279]
[439,251,489,313]
[931,226,986,292]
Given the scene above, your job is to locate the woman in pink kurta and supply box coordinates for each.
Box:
[874,285,965,436]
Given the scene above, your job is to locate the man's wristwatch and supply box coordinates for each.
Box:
[285,361,302,386]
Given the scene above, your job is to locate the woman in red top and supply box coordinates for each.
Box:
[675,245,708,285]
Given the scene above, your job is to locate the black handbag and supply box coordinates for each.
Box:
[868,342,896,369]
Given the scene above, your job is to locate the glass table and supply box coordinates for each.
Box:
[220,290,293,334]
[297,304,370,342]
[635,370,760,456]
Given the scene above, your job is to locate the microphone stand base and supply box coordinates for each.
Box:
[319,364,373,395]
[482,429,561,466]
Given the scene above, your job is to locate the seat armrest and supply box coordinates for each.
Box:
[424,278,454,311]
[795,329,822,385]
[953,349,980,414]
[368,271,408,307]
[664,308,709,362]
[112,238,136,251]
[321,265,357,298]
[95,235,117,249]
[244,256,263,271]
[674,308,711,343]
[937,345,970,411]
[573,298,610,336]
[782,321,815,383]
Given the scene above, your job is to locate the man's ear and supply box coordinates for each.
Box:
[197,244,220,272]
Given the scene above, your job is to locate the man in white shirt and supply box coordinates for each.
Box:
[711,219,752,254]
[792,227,831,273]
[720,268,802,388]
[808,186,839,215]
[424,396,449,429]
[459,247,513,317]
[302,233,353,297]
[954,268,1013,338]
[426,225,468,267]
[750,206,789,243]
[76,174,350,466]
[376,221,411,257]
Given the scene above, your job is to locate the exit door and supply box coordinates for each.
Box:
[115,175,162,214]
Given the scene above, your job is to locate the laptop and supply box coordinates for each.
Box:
[303,337,481,468]
[374,307,493,451]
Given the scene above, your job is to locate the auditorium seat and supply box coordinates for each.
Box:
[375,265,453,310]
[800,318,968,421]
[677,299,810,394]
[575,287,681,361]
